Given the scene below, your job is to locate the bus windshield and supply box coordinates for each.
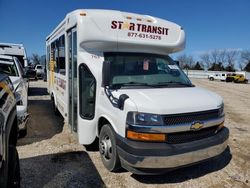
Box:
[104,52,193,89]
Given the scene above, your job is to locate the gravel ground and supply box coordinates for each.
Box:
[17,79,250,188]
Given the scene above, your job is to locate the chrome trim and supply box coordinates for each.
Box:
[120,139,228,168]
[126,116,224,133]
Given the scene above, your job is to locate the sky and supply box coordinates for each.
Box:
[0,0,250,59]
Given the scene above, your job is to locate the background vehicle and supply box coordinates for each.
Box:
[34,65,44,79]
[0,43,28,68]
[24,66,37,80]
[226,73,248,83]
[0,55,29,138]
[46,9,228,174]
[0,74,20,187]
[208,73,227,81]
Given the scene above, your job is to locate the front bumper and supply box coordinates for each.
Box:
[116,127,229,174]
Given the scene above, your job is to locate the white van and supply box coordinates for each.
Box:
[0,43,28,68]
[0,55,29,137]
[208,73,227,81]
[46,9,229,174]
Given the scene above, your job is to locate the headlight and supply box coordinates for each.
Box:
[126,112,164,126]
[218,103,224,116]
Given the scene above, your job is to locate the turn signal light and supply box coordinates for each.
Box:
[80,12,87,16]
[217,122,224,130]
[127,130,166,142]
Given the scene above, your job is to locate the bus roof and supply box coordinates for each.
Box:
[46,9,185,54]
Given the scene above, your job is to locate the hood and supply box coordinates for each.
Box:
[113,87,223,114]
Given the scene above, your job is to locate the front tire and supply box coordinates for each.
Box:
[8,146,20,188]
[209,77,214,81]
[52,97,60,116]
[99,124,121,172]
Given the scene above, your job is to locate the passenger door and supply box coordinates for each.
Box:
[67,28,78,133]
[77,63,97,144]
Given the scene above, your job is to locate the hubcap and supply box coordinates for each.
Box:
[100,135,112,160]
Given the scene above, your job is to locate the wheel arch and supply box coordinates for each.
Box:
[98,115,117,137]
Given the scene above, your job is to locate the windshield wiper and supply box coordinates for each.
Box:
[156,81,194,87]
[110,82,155,89]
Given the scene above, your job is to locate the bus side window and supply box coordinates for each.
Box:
[51,35,66,75]
[58,35,66,75]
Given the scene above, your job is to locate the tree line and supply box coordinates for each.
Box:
[27,54,46,67]
[176,49,250,72]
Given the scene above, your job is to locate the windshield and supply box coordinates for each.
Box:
[0,59,19,76]
[36,65,42,69]
[104,52,192,89]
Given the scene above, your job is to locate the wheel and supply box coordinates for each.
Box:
[0,145,8,188]
[99,124,121,172]
[209,77,214,81]
[52,97,60,116]
[7,146,20,188]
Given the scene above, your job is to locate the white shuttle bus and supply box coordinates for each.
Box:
[46,9,229,174]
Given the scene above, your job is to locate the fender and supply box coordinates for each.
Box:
[98,114,119,136]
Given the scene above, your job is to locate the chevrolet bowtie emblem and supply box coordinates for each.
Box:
[190,122,204,131]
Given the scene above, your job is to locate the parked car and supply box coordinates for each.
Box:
[34,65,44,79]
[208,73,227,81]
[0,74,20,187]
[226,73,248,83]
[0,55,29,138]
[24,66,37,80]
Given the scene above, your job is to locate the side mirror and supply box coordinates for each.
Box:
[117,94,129,110]
[102,61,111,87]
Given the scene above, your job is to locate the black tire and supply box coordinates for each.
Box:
[0,146,8,188]
[7,146,20,188]
[99,124,121,172]
[209,77,214,81]
[52,98,60,116]
[18,129,27,138]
